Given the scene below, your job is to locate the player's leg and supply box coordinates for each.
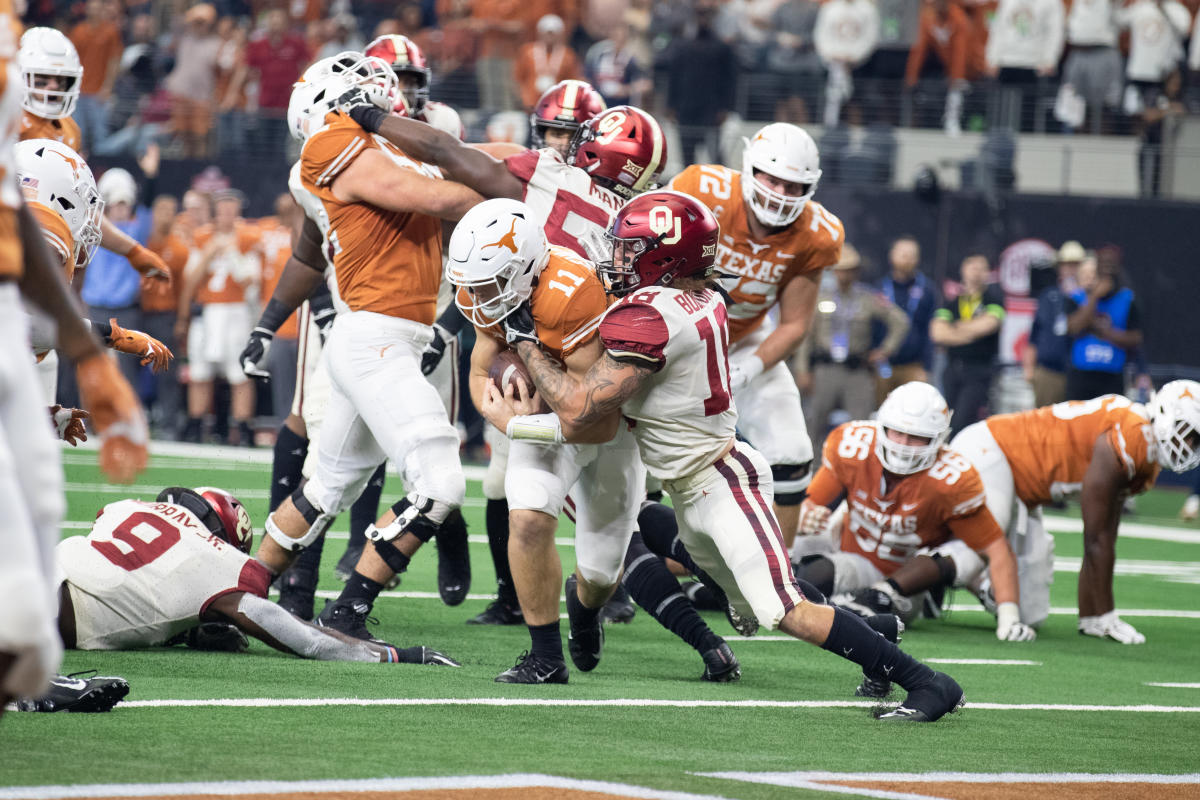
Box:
[224,302,257,445]
[426,330,471,606]
[337,462,385,582]
[470,427,521,623]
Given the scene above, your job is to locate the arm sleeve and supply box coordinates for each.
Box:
[599,302,669,370]
[235,594,380,662]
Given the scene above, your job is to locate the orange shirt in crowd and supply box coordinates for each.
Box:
[68,20,123,95]
[472,0,533,60]
[140,230,190,313]
[905,1,972,85]
[192,222,262,305]
[254,215,298,339]
[513,42,582,109]
[20,111,82,151]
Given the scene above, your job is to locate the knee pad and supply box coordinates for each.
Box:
[365,494,443,544]
[771,461,812,505]
[794,554,834,599]
[266,484,334,552]
[373,537,412,575]
[794,577,827,605]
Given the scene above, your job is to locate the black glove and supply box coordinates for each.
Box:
[312,306,337,345]
[165,622,249,653]
[503,303,538,347]
[337,87,388,134]
[240,327,274,379]
[421,324,450,375]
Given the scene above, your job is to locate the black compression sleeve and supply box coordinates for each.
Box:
[435,303,466,335]
[257,298,292,333]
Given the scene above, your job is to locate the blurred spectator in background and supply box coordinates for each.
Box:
[140,194,190,437]
[175,188,213,246]
[649,0,695,51]
[1064,246,1143,400]
[472,0,528,111]
[178,190,261,446]
[315,14,365,60]
[905,0,971,135]
[985,0,1064,131]
[255,193,302,423]
[68,0,124,151]
[665,0,735,164]
[930,253,1005,437]
[797,243,910,451]
[1138,67,1187,196]
[96,14,165,157]
[815,0,879,127]
[215,17,249,158]
[164,3,222,158]
[235,9,310,157]
[717,0,778,73]
[515,15,581,110]
[418,0,479,106]
[1025,240,1083,407]
[877,234,938,401]
[1060,0,1122,133]
[766,0,823,123]
[1117,0,1190,115]
[584,21,651,107]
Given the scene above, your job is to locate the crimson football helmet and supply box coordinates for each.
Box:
[570,105,667,200]
[365,34,430,114]
[156,486,254,553]
[529,79,606,154]
[600,190,720,296]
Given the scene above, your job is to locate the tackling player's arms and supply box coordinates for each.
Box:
[331,146,484,220]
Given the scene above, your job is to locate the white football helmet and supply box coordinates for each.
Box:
[18,27,82,120]
[446,198,549,327]
[741,122,821,228]
[1150,380,1200,473]
[875,381,951,475]
[288,52,400,141]
[15,138,104,267]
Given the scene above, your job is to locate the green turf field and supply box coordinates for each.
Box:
[3,445,1200,799]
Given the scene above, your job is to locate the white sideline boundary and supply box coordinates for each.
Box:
[109,697,1200,712]
[0,774,734,800]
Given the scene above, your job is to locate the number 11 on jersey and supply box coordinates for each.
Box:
[696,310,731,416]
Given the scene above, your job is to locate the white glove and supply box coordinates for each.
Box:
[1079,611,1145,644]
[729,354,764,393]
[797,499,831,536]
[996,601,1036,642]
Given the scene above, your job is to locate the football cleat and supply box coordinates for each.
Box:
[726,604,759,638]
[855,614,904,698]
[435,516,471,606]
[391,645,462,666]
[840,587,911,620]
[565,575,604,671]
[876,671,964,723]
[700,641,741,682]
[494,651,569,684]
[1079,611,1146,644]
[855,676,894,699]
[166,622,249,652]
[467,599,524,625]
[315,598,386,643]
[599,584,637,624]
[15,671,129,713]
[277,566,318,621]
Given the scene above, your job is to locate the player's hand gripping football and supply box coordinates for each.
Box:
[480,375,542,433]
[108,318,174,373]
[503,302,538,347]
[77,353,149,484]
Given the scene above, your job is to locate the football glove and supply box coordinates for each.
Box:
[126,243,173,287]
[312,306,337,345]
[166,622,249,652]
[503,303,538,347]
[76,353,149,484]
[1079,611,1145,644]
[49,405,89,446]
[421,323,451,375]
[996,602,1037,642]
[240,327,274,378]
[337,87,389,133]
[107,318,174,373]
[797,498,831,536]
[728,354,764,393]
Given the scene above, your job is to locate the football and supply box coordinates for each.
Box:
[489,349,536,402]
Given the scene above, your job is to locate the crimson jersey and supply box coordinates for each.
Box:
[807,421,1004,574]
[504,148,625,262]
[57,499,271,650]
[669,164,843,342]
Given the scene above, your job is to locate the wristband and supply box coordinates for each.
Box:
[506,413,564,443]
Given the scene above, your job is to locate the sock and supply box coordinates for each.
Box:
[528,621,563,661]
[486,498,516,605]
[291,531,325,574]
[341,571,385,607]
[269,426,308,512]
[349,463,386,545]
[624,532,721,654]
[821,606,934,691]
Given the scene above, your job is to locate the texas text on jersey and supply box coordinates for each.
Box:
[57,499,272,649]
[807,421,1003,575]
[668,164,843,342]
[986,394,1160,506]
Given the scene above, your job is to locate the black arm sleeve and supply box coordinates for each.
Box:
[308,279,333,316]
[434,302,466,336]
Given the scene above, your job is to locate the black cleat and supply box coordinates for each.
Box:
[391,646,462,666]
[16,671,129,713]
[565,575,604,671]
[467,599,524,625]
[856,614,904,699]
[316,598,386,643]
[436,515,471,606]
[877,671,965,722]
[599,584,636,624]
[855,676,894,699]
[700,641,741,682]
[277,567,318,621]
[494,651,569,684]
[334,543,364,582]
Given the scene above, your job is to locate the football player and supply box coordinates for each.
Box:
[17,28,172,290]
[365,34,464,138]
[669,123,843,547]
[53,487,457,665]
[942,385,1200,644]
[793,382,1034,643]
[528,79,606,158]
[0,2,148,717]
[255,53,484,642]
[487,190,962,722]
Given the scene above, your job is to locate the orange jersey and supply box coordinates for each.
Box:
[19,111,82,151]
[27,201,75,280]
[192,223,261,305]
[463,247,607,363]
[668,164,843,342]
[140,231,189,312]
[986,395,1160,507]
[253,216,298,338]
[0,1,24,277]
[807,421,1003,575]
[300,111,442,324]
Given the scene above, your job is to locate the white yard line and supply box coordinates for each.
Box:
[1043,515,1200,544]
[1146,682,1200,688]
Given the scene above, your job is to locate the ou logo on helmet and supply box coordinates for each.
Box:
[648,206,681,245]
[594,111,627,145]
